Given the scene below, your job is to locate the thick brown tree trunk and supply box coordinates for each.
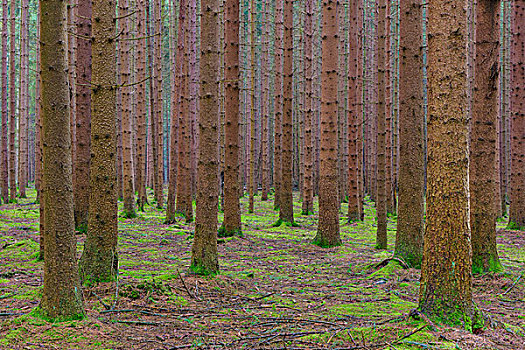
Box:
[74,0,92,231]
[136,0,148,211]
[470,0,502,273]
[153,0,164,208]
[120,0,136,218]
[79,0,118,284]
[39,0,84,320]
[278,0,294,225]
[394,0,425,268]
[191,0,220,275]
[221,0,242,236]
[375,0,387,250]
[509,0,525,229]
[419,0,477,331]
[314,0,341,247]
[248,0,256,213]
[261,0,270,202]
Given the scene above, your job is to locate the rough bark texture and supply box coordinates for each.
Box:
[375,0,387,250]
[248,0,256,213]
[153,0,164,208]
[301,0,314,216]
[314,0,341,248]
[347,0,359,221]
[39,0,84,320]
[191,0,220,275]
[74,0,92,231]
[395,0,425,268]
[166,0,184,224]
[273,0,283,211]
[279,0,294,225]
[470,0,502,273]
[419,0,476,330]
[221,0,242,236]
[18,0,29,198]
[8,0,16,202]
[120,0,136,218]
[260,0,270,202]
[1,0,7,204]
[136,0,148,211]
[79,0,118,284]
[509,0,525,229]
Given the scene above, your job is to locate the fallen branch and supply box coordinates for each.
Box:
[375,257,410,269]
[500,274,522,296]
[176,269,195,299]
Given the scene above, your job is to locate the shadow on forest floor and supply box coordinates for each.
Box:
[0,187,524,349]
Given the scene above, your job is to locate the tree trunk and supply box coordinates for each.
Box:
[273,0,283,211]
[79,0,118,284]
[314,0,341,247]
[470,0,502,273]
[154,0,164,208]
[8,0,16,202]
[221,0,242,236]
[509,0,525,229]
[18,0,29,198]
[419,0,477,331]
[278,0,294,225]
[261,0,270,202]
[1,0,8,204]
[191,0,220,275]
[39,0,84,320]
[375,0,387,250]
[394,0,425,268]
[74,0,92,231]
[120,0,136,218]
[166,0,184,224]
[136,0,148,211]
[248,0,256,213]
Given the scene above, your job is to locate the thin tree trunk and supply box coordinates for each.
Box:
[154,0,164,208]
[248,0,256,213]
[1,0,8,204]
[74,0,92,231]
[136,0,148,211]
[18,0,29,198]
[273,0,283,211]
[261,0,270,202]
[8,0,16,202]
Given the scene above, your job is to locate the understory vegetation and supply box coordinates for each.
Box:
[0,188,523,349]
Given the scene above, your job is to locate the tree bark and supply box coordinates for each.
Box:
[8,0,16,202]
[509,0,525,229]
[314,0,341,247]
[39,0,84,320]
[79,0,119,284]
[74,0,92,231]
[395,0,425,268]
[136,0,148,211]
[18,0,29,198]
[1,0,8,204]
[273,0,283,211]
[191,0,220,275]
[470,0,502,273]
[419,0,476,331]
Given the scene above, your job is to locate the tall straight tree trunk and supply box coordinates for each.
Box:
[136,0,148,211]
[273,0,283,211]
[248,0,256,213]
[18,0,29,198]
[420,0,477,330]
[347,0,359,221]
[191,0,220,275]
[278,0,294,225]
[120,0,136,218]
[8,0,16,202]
[154,0,164,208]
[394,0,425,268]
[68,0,77,201]
[314,0,341,247]
[357,0,364,220]
[471,0,502,273]
[79,0,118,284]
[509,0,525,229]
[375,0,387,249]
[301,0,314,215]
[1,0,8,204]
[39,0,84,320]
[221,0,242,236]
[384,1,393,214]
[261,0,270,202]
[176,6,193,222]
[166,0,184,224]
[36,4,43,258]
[74,0,92,231]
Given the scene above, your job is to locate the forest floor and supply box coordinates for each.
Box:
[0,188,524,350]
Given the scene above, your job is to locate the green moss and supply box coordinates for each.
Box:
[472,254,504,274]
[312,236,342,248]
[370,260,404,279]
[507,221,524,230]
[30,306,85,323]
[218,225,243,238]
[189,263,218,276]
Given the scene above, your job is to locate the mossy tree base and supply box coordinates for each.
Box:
[78,250,118,286]
[218,225,243,238]
[472,255,503,274]
[419,301,484,333]
[507,221,524,230]
[312,235,342,248]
